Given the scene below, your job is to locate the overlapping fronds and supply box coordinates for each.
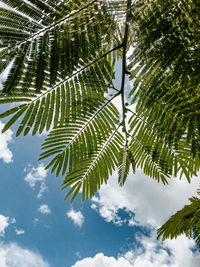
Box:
[0,0,122,93]
[128,0,200,157]
[39,100,120,177]
[157,192,200,249]
[0,56,114,135]
[128,112,199,184]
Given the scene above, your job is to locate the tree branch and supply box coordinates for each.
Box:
[120,0,131,146]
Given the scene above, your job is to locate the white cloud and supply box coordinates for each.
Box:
[71,252,132,267]
[67,209,84,228]
[88,170,200,267]
[37,182,48,199]
[0,242,49,267]
[10,218,16,224]
[90,203,97,210]
[72,233,200,267]
[91,170,200,227]
[0,215,9,237]
[112,95,123,116]
[0,121,13,163]
[123,233,200,267]
[38,205,51,215]
[91,198,125,226]
[24,164,48,198]
[15,229,25,235]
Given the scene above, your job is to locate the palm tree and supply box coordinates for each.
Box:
[0,0,199,243]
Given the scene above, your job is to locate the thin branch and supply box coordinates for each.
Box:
[120,0,131,146]
[109,85,120,92]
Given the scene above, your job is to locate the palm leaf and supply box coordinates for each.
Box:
[0,52,115,135]
[0,0,199,205]
[0,0,119,93]
[40,99,120,177]
[128,0,200,158]
[128,112,198,184]
[62,126,124,202]
[118,146,136,186]
[157,192,200,249]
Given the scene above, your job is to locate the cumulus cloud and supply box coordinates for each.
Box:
[24,164,48,198]
[124,233,200,267]
[0,121,13,164]
[15,229,25,235]
[0,243,49,267]
[91,170,200,227]
[0,215,9,237]
[67,209,84,228]
[91,200,125,226]
[72,233,200,267]
[38,204,51,215]
[71,252,132,267]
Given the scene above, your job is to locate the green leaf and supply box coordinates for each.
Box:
[157,192,200,249]
[2,105,28,133]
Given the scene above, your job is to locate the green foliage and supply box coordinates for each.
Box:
[128,0,200,157]
[157,192,200,249]
[128,112,198,183]
[63,126,124,202]
[39,99,120,175]
[0,0,117,93]
[118,146,135,186]
[0,1,199,246]
[0,60,114,135]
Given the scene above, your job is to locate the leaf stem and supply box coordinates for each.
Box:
[120,0,131,146]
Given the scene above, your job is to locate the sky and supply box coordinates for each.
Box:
[0,1,200,266]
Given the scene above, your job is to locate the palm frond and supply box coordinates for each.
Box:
[62,126,124,202]
[0,0,199,206]
[128,112,199,184]
[0,53,114,135]
[0,0,118,93]
[40,99,120,176]
[118,146,135,186]
[128,0,200,158]
[157,192,200,249]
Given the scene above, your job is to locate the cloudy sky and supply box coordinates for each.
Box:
[0,109,200,267]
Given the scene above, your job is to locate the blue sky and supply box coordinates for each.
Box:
[0,112,200,267]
